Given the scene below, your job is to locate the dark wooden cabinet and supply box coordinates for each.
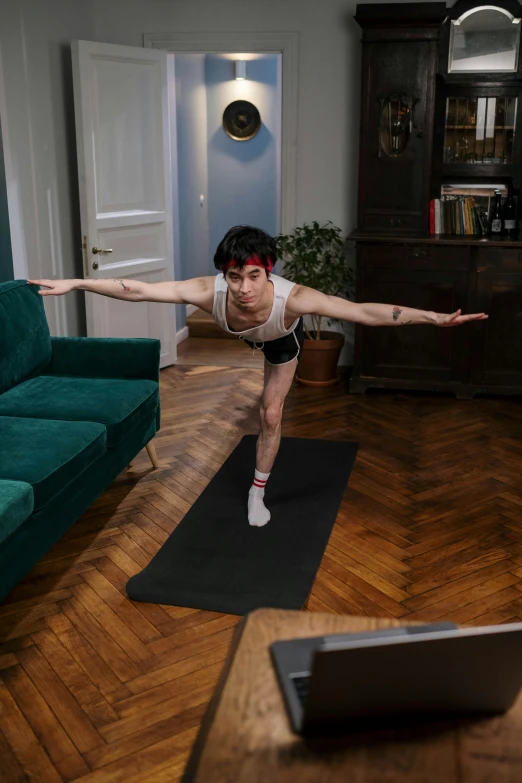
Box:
[353,244,471,390]
[355,4,446,235]
[351,237,522,397]
[472,249,522,389]
[350,1,522,398]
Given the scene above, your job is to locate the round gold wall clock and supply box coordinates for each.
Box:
[223,100,261,141]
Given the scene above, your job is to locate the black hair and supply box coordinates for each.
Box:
[213,225,276,275]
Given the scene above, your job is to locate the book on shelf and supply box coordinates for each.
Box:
[430,184,510,236]
[429,196,487,236]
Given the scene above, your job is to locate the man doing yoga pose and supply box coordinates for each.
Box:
[29,225,488,527]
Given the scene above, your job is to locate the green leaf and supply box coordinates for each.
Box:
[276,221,355,328]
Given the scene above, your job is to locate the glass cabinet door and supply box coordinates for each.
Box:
[443,96,517,163]
[449,7,521,73]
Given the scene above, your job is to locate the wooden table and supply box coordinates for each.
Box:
[182,608,522,782]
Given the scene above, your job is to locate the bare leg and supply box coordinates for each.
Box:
[256,359,297,472]
[248,359,297,526]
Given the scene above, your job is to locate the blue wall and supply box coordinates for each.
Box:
[205,55,281,272]
[173,53,281,333]
[0,118,13,283]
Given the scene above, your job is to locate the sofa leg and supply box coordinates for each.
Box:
[145,439,159,469]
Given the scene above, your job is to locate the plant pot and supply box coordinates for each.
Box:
[296,331,345,386]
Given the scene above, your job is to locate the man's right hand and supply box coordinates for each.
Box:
[27,279,77,296]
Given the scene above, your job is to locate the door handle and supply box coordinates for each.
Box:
[92,247,113,254]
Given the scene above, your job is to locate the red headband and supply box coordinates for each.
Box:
[223,255,273,273]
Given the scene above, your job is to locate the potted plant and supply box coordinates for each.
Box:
[276,221,354,386]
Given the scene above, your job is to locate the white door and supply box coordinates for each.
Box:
[71,40,177,367]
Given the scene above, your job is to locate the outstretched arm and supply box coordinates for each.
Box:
[27,276,215,310]
[287,286,488,327]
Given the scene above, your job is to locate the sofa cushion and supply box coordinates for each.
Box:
[0,282,52,394]
[0,480,34,545]
[0,376,159,448]
[0,417,107,511]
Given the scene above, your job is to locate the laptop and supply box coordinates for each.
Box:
[270,621,522,734]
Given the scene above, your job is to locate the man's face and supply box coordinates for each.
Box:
[225,266,269,309]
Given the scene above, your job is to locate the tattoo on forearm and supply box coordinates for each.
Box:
[115,279,131,292]
[392,307,412,325]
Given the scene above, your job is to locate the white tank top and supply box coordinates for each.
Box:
[212,272,299,342]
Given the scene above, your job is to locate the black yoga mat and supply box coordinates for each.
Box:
[127,435,358,615]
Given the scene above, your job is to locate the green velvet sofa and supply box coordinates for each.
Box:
[0,280,161,602]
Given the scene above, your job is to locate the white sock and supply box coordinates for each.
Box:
[248,469,271,527]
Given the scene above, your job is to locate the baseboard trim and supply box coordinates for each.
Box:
[176,326,189,345]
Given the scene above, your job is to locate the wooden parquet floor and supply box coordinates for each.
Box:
[1,351,522,782]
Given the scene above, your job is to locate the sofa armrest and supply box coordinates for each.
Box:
[48,337,161,382]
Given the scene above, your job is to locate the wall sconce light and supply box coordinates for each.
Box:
[235,60,246,80]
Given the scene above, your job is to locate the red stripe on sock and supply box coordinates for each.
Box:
[253,480,266,487]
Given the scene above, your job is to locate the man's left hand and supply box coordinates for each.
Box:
[433,309,488,327]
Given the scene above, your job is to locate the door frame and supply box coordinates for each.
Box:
[143,31,299,235]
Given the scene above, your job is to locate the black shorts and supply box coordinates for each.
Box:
[242,318,304,365]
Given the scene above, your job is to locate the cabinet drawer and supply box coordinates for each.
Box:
[357,243,470,270]
[476,248,522,272]
[362,212,421,234]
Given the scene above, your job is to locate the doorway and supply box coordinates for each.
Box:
[146,31,298,346]
[175,53,281,279]
[173,52,282,331]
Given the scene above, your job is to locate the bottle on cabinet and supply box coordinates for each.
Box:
[489,190,503,237]
[502,187,518,239]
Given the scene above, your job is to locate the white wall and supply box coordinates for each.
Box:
[0,0,365,351]
[0,0,95,336]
